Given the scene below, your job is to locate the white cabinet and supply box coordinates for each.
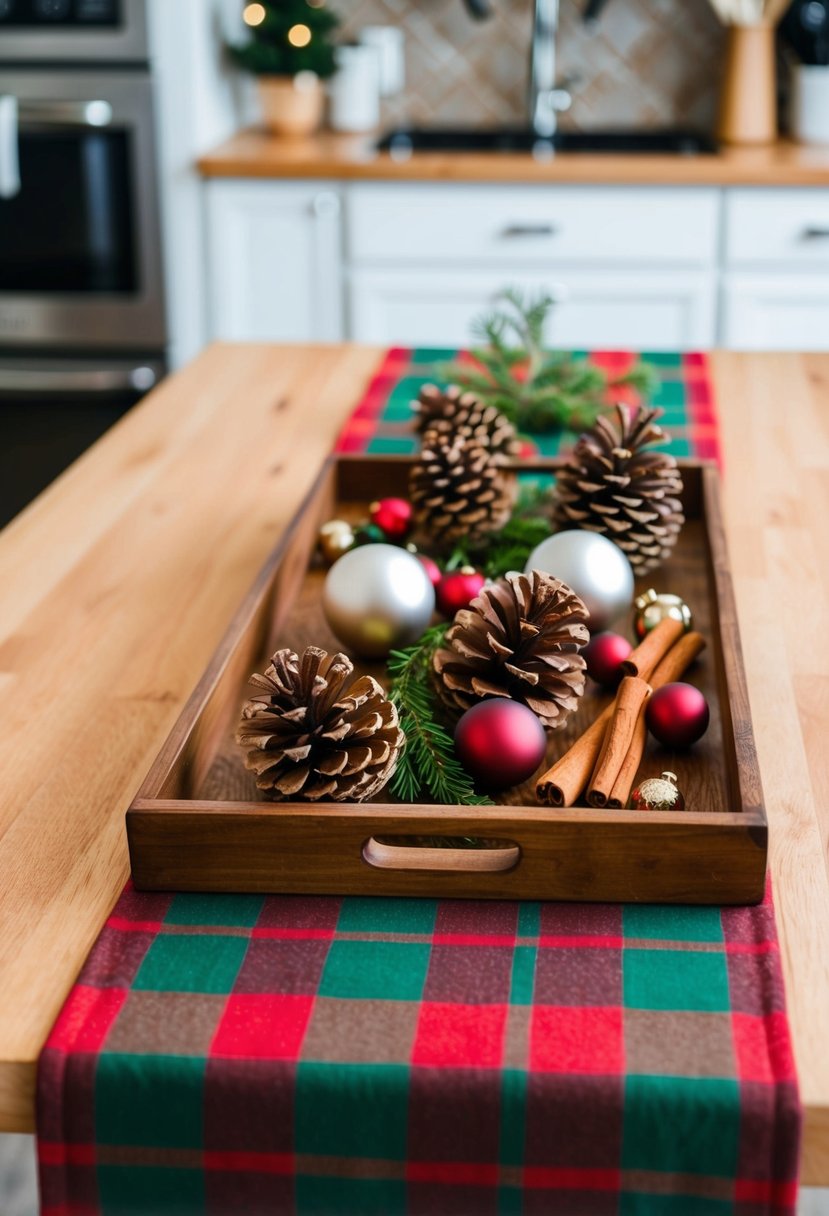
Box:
[205,181,343,342]
[722,274,829,350]
[349,267,717,350]
[721,189,829,350]
[348,184,720,266]
[201,177,829,351]
[346,183,719,350]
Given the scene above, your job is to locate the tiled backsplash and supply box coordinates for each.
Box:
[332,0,725,131]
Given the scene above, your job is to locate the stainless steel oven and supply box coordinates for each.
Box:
[0,69,165,349]
[0,0,167,526]
[0,0,148,63]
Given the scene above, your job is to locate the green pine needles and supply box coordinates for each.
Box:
[446,479,554,579]
[229,1,340,79]
[444,288,657,434]
[388,625,493,806]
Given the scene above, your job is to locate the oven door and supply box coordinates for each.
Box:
[0,354,163,526]
[0,70,165,350]
[0,0,148,64]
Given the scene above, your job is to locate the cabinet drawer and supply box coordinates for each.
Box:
[725,189,829,267]
[347,185,720,267]
[348,268,716,350]
[722,274,829,350]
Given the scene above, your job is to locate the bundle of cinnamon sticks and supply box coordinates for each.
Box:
[536,617,706,810]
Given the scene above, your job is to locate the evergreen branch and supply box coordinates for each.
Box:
[388,626,493,806]
[442,289,657,436]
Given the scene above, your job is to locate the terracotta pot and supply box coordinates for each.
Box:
[257,74,324,137]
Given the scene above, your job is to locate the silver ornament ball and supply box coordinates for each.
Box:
[323,543,435,659]
[524,529,634,632]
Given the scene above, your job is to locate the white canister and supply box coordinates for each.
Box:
[359,26,405,98]
[329,45,381,133]
[792,65,829,147]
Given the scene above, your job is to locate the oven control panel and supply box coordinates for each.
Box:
[0,0,120,25]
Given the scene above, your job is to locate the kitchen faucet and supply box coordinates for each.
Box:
[463,0,573,139]
[529,0,572,139]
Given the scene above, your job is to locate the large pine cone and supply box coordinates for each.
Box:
[433,571,589,728]
[413,384,518,462]
[553,403,684,575]
[237,647,404,801]
[410,430,515,548]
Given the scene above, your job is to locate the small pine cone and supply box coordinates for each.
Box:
[413,383,518,462]
[433,571,589,728]
[237,647,404,802]
[409,431,515,548]
[553,403,685,575]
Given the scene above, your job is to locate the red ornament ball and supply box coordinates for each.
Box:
[436,567,486,617]
[454,699,547,791]
[369,497,413,541]
[418,554,442,588]
[584,631,633,689]
[646,682,710,748]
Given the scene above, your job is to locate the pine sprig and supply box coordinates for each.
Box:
[446,478,554,579]
[442,288,657,434]
[388,625,493,806]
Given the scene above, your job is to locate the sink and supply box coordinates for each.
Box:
[376,127,718,156]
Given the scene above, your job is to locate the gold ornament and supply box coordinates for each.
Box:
[631,771,686,811]
[633,589,692,640]
[318,519,355,566]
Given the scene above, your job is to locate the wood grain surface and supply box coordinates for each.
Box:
[197,129,829,185]
[0,344,826,1185]
[127,457,767,906]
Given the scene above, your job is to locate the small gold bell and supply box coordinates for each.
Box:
[633,589,693,640]
[318,519,355,566]
[631,771,686,811]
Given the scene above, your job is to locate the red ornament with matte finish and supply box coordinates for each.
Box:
[584,631,633,689]
[417,554,442,588]
[646,682,710,748]
[436,568,486,618]
[454,699,547,790]
[369,497,413,541]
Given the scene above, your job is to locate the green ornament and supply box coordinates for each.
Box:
[354,523,387,546]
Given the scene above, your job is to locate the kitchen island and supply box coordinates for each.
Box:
[0,344,827,1183]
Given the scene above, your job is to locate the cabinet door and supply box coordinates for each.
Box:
[722,274,829,350]
[348,268,716,350]
[206,181,343,342]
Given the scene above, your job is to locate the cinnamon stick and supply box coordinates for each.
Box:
[587,676,652,807]
[535,631,708,809]
[606,631,707,809]
[650,631,706,688]
[621,616,685,681]
[536,704,613,807]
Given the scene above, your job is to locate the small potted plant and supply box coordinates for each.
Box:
[229,1,340,138]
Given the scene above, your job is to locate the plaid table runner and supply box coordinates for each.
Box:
[37,351,799,1216]
[334,348,721,464]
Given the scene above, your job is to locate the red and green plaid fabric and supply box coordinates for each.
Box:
[38,887,799,1215]
[37,351,799,1215]
[334,348,721,465]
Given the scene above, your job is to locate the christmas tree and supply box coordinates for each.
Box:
[230,1,339,79]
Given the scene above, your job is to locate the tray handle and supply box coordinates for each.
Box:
[362,837,521,873]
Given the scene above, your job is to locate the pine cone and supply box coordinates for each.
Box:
[433,571,589,728]
[413,384,518,462]
[410,431,515,548]
[237,647,404,802]
[553,403,684,575]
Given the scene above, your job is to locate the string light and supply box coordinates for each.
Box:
[242,2,266,26]
[288,23,312,46]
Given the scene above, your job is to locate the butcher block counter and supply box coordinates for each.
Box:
[0,344,827,1184]
[198,130,829,186]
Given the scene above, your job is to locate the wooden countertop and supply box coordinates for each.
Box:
[198,129,829,186]
[0,344,827,1185]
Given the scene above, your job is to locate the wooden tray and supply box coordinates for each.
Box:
[127,456,767,905]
